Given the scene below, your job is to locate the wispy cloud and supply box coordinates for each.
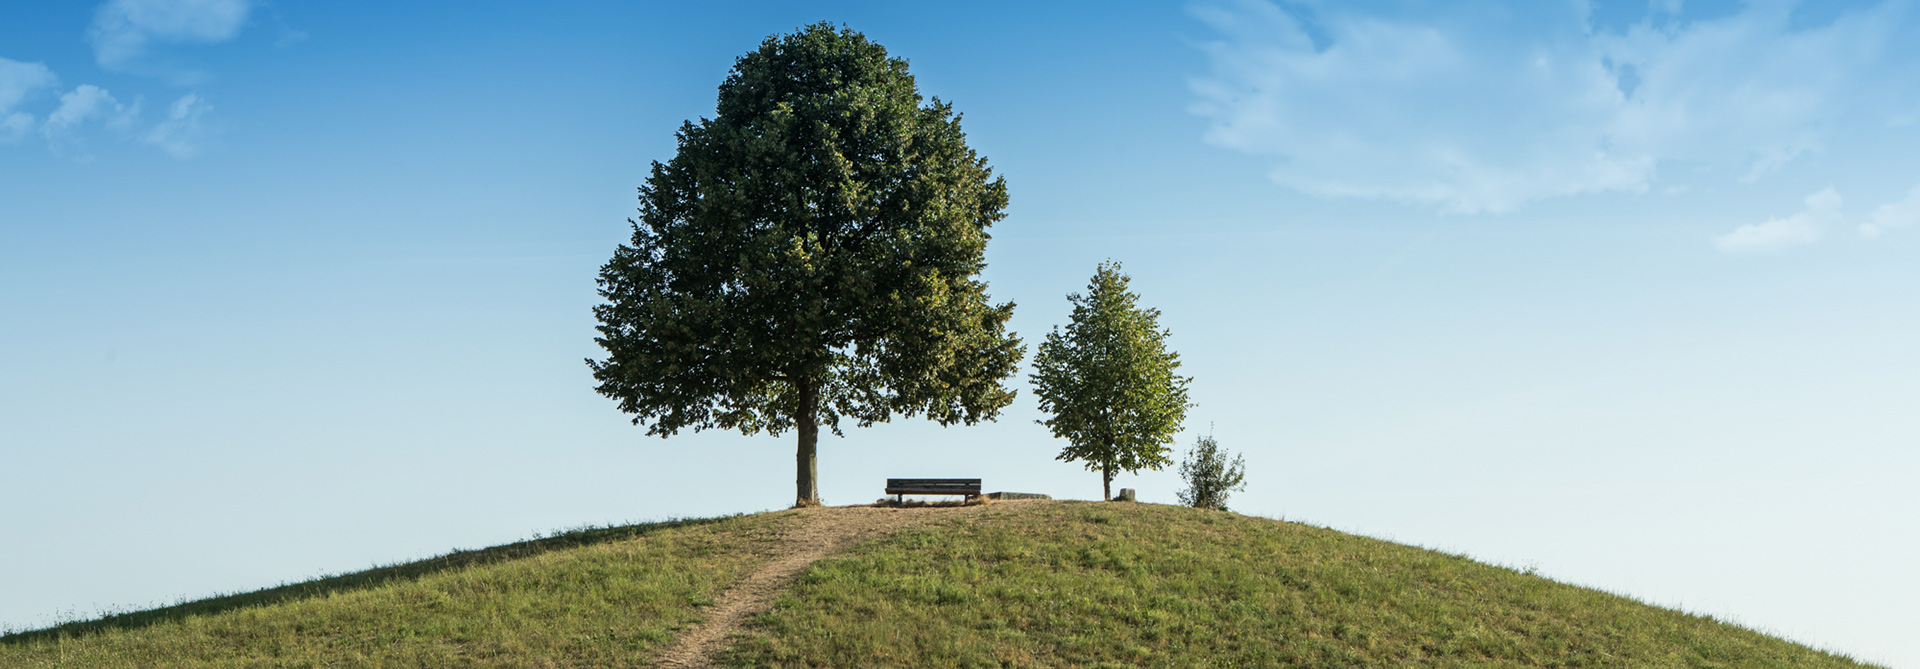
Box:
[1712,181,1920,252]
[0,57,59,143]
[1861,183,1920,239]
[43,85,133,136]
[89,0,253,77]
[6,74,211,160]
[1190,0,1910,213]
[6,24,223,160]
[142,93,211,158]
[1714,187,1840,254]
[40,84,141,158]
[16,0,251,157]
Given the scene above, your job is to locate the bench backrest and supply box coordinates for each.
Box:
[885,478,982,494]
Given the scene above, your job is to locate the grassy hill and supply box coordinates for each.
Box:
[1,501,1876,668]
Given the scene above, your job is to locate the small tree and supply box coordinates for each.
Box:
[1031,261,1193,501]
[588,24,1024,507]
[1177,434,1246,511]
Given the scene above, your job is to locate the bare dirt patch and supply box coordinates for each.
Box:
[651,501,1047,668]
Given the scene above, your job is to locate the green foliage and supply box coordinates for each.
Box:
[1177,434,1247,511]
[588,23,1023,505]
[724,503,1879,668]
[0,513,793,667]
[1030,261,1192,500]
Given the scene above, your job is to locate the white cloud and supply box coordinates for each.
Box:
[0,58,57,111]
[43,85,132,137]
[1714,187,1841,254]
[40,85,144,159]
[90,0,252,72]
[1190,0,1907,213]
[1597,2,1897,183]
[142,93,211,158]
[20,84,212,160]
[0,57,59,143]
[2,53,213,159]
[1861,183,1920,239]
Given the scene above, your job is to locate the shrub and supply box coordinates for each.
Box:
[1177,434,1246,511]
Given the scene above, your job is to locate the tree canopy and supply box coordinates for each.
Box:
[588,23,1024,507]
[1030,261,1193,501]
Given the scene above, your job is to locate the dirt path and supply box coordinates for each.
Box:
[652,502,1021,668]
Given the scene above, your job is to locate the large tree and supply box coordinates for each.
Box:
[1031,261,1193,501]
[588,24,1023,507]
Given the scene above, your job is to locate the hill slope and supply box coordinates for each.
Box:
[1,501,1875,668]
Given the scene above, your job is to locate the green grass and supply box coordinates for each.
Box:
[0,502,1877,668]
[723,502,1874,668]
[0,512,794,668]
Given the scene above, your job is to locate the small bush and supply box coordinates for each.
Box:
[1177,434,1246,511]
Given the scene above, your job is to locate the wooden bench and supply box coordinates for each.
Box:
[885,478,981,503]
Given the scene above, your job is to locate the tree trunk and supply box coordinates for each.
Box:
[1102,463,1113,502]
[795,375,820,507]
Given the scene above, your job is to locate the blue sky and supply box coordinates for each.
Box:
[3,0,1917,664]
